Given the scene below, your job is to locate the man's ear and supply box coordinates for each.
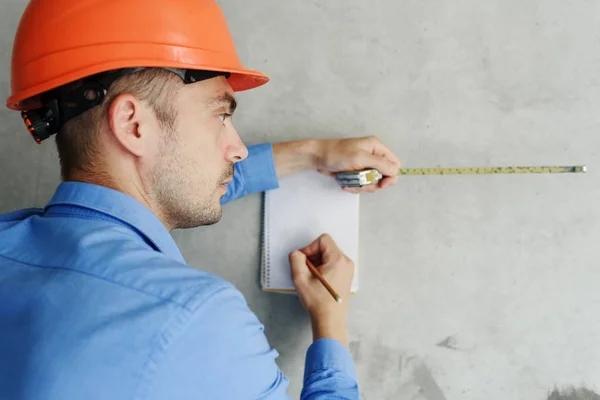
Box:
[107,94,148,157]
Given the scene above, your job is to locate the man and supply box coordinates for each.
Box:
[0,1,400,399]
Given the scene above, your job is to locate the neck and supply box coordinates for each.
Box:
[67,168,174,231]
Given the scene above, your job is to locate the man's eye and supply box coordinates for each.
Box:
[219,113,232,123]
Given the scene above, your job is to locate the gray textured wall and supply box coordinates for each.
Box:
[1,1,600,399]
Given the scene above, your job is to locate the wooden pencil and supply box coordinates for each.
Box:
[305,258,342,304]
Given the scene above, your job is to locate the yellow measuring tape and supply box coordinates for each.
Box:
[337,166,587,187]
[395,165,587,176]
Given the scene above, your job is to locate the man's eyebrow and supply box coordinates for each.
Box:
[207,93,237,114]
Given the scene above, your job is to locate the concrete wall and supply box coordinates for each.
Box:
[1,1,599,399]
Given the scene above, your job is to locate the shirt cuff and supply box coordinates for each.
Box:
[239,143,280,194]
[304,338,357,381]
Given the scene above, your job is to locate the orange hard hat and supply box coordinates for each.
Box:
[6,0,269,112]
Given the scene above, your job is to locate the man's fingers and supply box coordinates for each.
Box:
[289,251,311,283]
[343,185,378,194]
[366,136,401,170]
[298,233,337,258]
[299,233,343,264]
[317,169,336,178]
[298,237,321,257]
[317,233,341,254]
[342,175,398,192]
[356,151,398,177]
[378,175,399,189]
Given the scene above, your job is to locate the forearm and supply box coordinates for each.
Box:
[272,140,322,179]
[311,314,349,348]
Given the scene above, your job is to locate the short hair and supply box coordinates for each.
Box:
[55,68,181,180]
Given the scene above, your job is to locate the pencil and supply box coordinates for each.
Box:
[305,258,342,304]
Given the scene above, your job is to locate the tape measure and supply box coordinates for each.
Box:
[336,165,586,187]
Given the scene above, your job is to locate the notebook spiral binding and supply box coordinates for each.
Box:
[260,192,271,288]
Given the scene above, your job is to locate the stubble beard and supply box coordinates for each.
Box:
[150,146,234,230]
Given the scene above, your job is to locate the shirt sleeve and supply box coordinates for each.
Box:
[301,339,360,400]
[221,143,279,204]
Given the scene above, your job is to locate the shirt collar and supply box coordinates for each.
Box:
[44,181,186,264]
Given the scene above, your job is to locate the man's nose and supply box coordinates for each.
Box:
[225,126,248,163]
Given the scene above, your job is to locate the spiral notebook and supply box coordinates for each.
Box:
[261,170,359,294]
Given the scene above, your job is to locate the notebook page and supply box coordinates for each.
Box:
[262,170,359,292]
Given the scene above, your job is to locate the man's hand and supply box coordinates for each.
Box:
[315,136,401,193]
[273,136,401,193]
[289,234,354,347]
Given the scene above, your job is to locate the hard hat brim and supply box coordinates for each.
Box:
[7,56,270,111]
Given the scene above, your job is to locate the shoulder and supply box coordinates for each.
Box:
[124,252,242,312]
[73,237,240,313]
[1,209,239,313]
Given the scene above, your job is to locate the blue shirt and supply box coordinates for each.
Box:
[0,143,359,400]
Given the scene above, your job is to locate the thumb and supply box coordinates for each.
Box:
[289,250,312,284]
[357,151,398,177]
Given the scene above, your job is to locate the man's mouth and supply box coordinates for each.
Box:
[220,165,235,187]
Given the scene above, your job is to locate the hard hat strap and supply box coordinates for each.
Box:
[22,68,231,144]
